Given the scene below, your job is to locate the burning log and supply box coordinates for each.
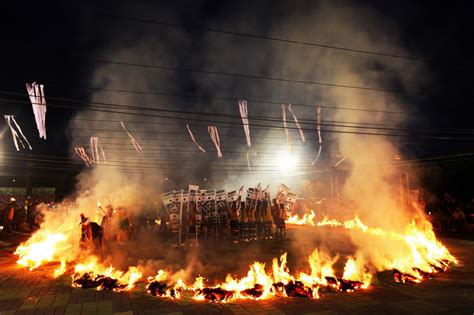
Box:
[241,284,264,299]
[338,279,364,292]
[146,280,181,299]
[194,287,234,301]
[72,272,126,291]
[393,270,421,284]
[274,281,314,298]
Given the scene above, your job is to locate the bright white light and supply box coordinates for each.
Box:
[276,152,299,170]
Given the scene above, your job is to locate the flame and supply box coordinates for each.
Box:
[53,261,67,278]
[286,210,316,225]
[73,256,142,291]
[15,232,70,270]
[14,200,456,302]
[316,215,456,279]
[342,258,371,289]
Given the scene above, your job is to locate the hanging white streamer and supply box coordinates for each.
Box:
[89,137,106,164]
[186,124,206,153]
[311,146,322,166]
[317,107,322,144]
[74,147,93,166]
[238,100,251,147]
[26,82,47,139]
[288,104,305,142]
[282,104,290,145]
[208,126,223,158]
[120,121,143,156]
[4,115,32,151]
[311,107,323,166]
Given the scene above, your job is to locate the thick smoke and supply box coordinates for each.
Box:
[59,0,433,277]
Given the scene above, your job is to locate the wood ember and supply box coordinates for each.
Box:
[393,269,421,283]
[73,272,126,291]
[195,287,234,301]
[241,284,264,298]
[338,279,363,291]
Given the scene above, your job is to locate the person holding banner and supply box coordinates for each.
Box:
[229,202,240,243]
[240,201,249,242]
[262,197,274,240]
[276,203,287,238]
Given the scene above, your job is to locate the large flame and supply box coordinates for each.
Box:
[286,210,316,225]
[14,201,457,301]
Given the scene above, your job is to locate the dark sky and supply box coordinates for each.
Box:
[1,0,473,199]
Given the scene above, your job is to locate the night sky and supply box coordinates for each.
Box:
[1,0,473,199]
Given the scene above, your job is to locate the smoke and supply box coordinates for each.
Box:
[53,0,436,278]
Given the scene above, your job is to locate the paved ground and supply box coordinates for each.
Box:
[0,227,473,315]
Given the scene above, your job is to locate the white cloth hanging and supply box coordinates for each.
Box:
[120,121,144,158]
[282,104,290,145]
[208,126,223,158]
[238,100,251,147]
[74,147,93,166]
[186,124,206,153]
[89,137,106,164]
[288,104,305,142]
[26,82,47,139]
[4,115,32,151]
[311,107,323,166]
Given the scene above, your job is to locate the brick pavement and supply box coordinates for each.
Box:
[0,235,473,314]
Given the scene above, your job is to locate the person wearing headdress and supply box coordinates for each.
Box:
[100,204,114,241]
[79,213,92,242]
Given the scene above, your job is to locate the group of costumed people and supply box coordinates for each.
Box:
[161,184,297,244]
[76,184,296,248]
[78,205,133,249]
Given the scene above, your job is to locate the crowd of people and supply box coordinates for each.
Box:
[425,194,474,233]
[0,196,50,237]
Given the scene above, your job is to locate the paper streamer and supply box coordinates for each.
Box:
[208,126,223,158]
[89,137,106,164]
[288,104,305,142]
[186,124,206,153]
[311,107,323,166]
[4,115,32,151]
[74,147,93,166]
[239,100,251,147]
[26,82,47,139]
[120,121,144,158]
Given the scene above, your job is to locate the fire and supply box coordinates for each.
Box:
[342,258,371,289]
[72,257,142,291]
[146,270,185,299]
[286,210,316,225]
[53,261,67,278]
[15,232,70,270]
[146,250,369,302]
[315,215,456,281]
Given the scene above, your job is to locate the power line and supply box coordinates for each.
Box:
[3,96,473,142]
[82,10,427,61]
[2,87,418,116]
[82,58,423,96]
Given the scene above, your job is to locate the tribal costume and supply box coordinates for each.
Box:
[239,202,249,242]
